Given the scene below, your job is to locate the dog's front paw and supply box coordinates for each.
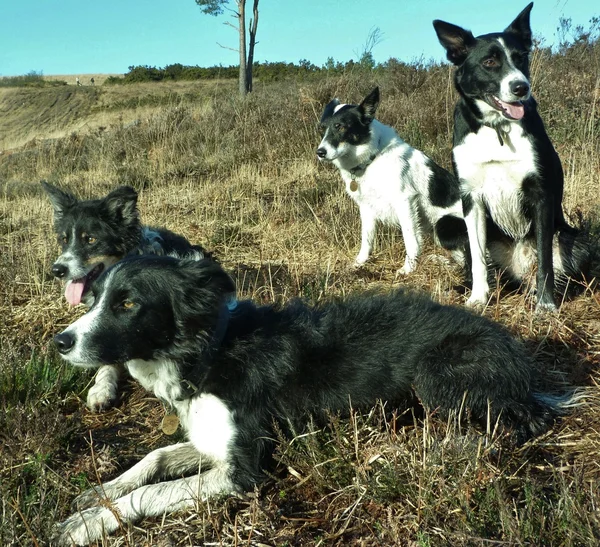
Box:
[397,257,417,275]
[52,507,118,546]
[86,382,118,412]
[71,485,106,511]
[466,291,488,309]
[86,365,122,412]
[353,255,369,268]
[534,300,558,314]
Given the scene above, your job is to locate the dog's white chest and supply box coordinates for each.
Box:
[178,394,236,462]
[454,124,536,239]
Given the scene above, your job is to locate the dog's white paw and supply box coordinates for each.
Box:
[86,381,118,412]
[52,506,118,546]
[353,255,369,268]
[86,365,121,412]
[466,291,488,308]
[534,300,558,314]
[397,257,417,275]
[71,485,108,511]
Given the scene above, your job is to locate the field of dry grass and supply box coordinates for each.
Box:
[1,41,600,546]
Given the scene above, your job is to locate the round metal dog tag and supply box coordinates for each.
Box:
[161,413,180,435]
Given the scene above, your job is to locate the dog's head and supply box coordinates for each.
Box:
[53,255,236,368]
[42,182,141,306]
[316,87,380,163]
[433,3,533,123]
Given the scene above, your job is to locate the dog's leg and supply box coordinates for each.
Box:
[86,364,123,411]
[72,442,202,510]
[354,207,377,266]
[53,464,235,546]
[395,197,421,274]
[464,195,489,306]
[533,199,557,311]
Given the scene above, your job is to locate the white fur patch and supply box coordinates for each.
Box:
[59,274,114,366]
[454,124,535,240]
[497,38,530,103]
[181,394,236,462]
[126,358,186,403]
[333,103,347,114]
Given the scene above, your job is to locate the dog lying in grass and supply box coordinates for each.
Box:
[52,253,578,545]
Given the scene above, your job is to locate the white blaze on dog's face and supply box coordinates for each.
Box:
[316,87,380,164]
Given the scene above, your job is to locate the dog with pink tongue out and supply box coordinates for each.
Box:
[433,2,593,312]
[42,182,213,410]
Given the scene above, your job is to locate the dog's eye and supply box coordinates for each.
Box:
[61,234,68,244]
[483,58,498,68]
[121,300,135,310]
[87,236,97,245]
[334,122,343,130]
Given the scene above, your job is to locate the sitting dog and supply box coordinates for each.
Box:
[52,254,577,545]
[42,181,213,411]
[317,87,466,273]
[433,3,592,311]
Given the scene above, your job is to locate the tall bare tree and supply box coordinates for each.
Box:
[195,0,259,95]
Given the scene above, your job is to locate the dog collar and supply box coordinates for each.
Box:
[483,123,508,146]
[348,141,381,192]
[349,152,378,179]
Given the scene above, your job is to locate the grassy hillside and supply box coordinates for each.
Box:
[1,41,600,545]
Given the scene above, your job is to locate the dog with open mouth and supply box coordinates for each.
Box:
[433,3,593,311]
[42,182,214,411]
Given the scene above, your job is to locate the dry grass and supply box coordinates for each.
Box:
[1,43,600,546]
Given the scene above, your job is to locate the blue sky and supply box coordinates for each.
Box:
[0,0,596,76]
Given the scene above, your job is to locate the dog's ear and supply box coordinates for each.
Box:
[320,98,340,124]
[504,2,533,51]
[41,181,77,220]
[171,258,236,342]
[433,20,477,65]
[103,186,139,226]
[359,87,379,123]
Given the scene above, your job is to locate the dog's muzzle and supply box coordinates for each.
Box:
[316,147,327,160]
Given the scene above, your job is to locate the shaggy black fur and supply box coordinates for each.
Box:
[55,255,577,492]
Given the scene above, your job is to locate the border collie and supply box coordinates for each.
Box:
[42,182,212,411]
[317,87,466,273]
[433,3,591,311]
[52,254,577,545]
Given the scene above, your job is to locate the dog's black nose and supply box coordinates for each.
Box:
[316,148,327,159]
[54,332,75,354]
[51,263,68,278]
[510,81,530,98]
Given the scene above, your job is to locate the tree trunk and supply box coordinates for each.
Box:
[246,0,259,93]
[237,0,247,96]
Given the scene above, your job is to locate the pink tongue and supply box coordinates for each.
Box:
[497,98,524,120]
[65,279,86,306]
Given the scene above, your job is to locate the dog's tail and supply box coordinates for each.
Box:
[435,215,468,251]
[512,388,588,441]
[555,220,600,293]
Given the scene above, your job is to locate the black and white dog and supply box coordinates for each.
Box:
[434,3,591,311]
[52,254,577,545]
[317,87,466,273]
[42,182,212,411]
